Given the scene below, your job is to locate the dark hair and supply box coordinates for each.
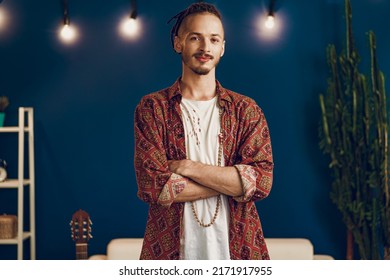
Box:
[168,2,222,49]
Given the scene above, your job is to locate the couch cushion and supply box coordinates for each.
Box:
[104,237,315,260]
[266,238,314,260]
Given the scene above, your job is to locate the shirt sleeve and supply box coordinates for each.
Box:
[232,102,274,203]
[134,97,187,208]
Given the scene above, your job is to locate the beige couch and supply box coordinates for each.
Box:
[89,238,334,260]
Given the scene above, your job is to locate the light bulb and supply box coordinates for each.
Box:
[119,17,141,39]
[265,15,275,29]
[254,12,283,42]
[0,7,7,31]
[59,23,78,44]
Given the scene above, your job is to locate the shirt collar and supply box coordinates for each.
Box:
[167,77,233,105]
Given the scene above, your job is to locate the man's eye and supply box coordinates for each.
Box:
[211,38,220,43]
[190,36,200,41]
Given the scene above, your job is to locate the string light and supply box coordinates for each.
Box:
[119,0,141,40]
[59,0,78,44]
[120,17,140,38]
[255,0,283,41]
[265,14,275,29]
[3,0,285,44]
[60,23,77,42]
[265,0,276,29]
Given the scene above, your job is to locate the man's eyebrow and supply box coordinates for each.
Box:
[188,32,223,38]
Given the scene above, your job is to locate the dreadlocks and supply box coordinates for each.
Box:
[168,2,222,50]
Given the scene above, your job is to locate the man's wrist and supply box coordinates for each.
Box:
[183,160,202,178]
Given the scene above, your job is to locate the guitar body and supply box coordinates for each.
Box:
[70,209,92,260]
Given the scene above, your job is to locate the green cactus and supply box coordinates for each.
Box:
[319,0,390,259]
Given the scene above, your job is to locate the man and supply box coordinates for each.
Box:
[134,2,273,260]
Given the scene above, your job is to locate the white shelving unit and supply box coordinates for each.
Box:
[0,107,36,260]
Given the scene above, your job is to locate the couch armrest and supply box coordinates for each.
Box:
[107,238,143,260]
[313,254,334,260]
[88,254,107,260]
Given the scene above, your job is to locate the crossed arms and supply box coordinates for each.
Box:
[168,159,243,202]
[134,96,273,208]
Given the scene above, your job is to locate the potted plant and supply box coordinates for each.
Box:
[319,0,390,259]
[0,96,9,127]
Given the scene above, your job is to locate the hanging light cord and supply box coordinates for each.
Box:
[130,0,137,19]
[269,0,276,16]
[62,0,69,25]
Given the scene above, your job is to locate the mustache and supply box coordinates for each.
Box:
[193,53,214,59]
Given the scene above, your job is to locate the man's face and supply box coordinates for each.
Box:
[174,13,225,76]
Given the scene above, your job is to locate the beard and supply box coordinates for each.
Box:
[181,52,221,75]
[190,66,211,75]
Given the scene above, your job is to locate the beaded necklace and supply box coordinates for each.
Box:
[181,100,223,227]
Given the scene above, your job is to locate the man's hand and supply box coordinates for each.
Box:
[168,159,197,177]
[168,160,221,202]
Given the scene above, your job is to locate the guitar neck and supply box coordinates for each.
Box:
[76,243,88,260]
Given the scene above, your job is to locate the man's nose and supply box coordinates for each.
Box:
[199,39,211,52]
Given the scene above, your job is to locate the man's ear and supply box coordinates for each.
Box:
[174,36,182,54]
[220,40,226,57]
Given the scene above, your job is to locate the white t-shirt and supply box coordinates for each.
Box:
[179,96,230,260]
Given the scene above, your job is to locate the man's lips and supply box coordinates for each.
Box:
[194,54,213,62]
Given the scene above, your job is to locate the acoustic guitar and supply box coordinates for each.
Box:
[70,209,92,260]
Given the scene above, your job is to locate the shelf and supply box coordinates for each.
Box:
[0,127,29,133]
[0,179,31,188]
[0,108,35,259]
[0,232,32,244]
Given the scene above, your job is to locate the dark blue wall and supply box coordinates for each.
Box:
[1,0,389,260]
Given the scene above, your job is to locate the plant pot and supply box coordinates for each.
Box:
[0,112,5,127]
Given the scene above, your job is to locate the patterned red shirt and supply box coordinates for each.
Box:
[134,79,274,260]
